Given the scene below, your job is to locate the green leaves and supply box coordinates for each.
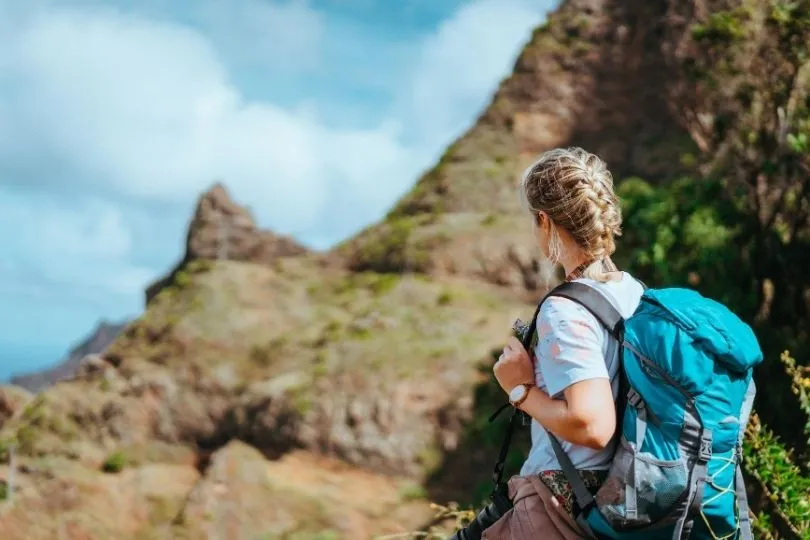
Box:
[781,350,810,454]
[787,132,810,153]
[691,10,748,43]
[743,414,810,535]
[615,175,755,313]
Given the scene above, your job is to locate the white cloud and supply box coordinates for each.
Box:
[0,5,423,242]
[36,201,133,261]
[0,189,153,308]
[0,0,553,363]
[0,190,132,260]
[1,0,549,248]
[405,0,550,150]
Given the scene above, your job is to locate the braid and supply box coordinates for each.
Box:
[519,147,623,282]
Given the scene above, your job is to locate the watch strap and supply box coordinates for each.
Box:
[510,383,534,407]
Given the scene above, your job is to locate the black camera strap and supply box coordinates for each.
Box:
[488,287,546,494]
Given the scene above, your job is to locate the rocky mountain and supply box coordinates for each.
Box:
[9,320,129,393]
[336,0,693,293]
[1,0,806,538]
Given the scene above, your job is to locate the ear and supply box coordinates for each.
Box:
[535,211,547,228]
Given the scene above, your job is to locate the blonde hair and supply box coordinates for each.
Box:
[519,147,622,282]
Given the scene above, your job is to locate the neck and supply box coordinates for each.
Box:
[560,251,593,278]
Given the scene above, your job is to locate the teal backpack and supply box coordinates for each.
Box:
[500,281,762,540]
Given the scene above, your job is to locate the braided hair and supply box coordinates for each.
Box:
[519,147,622,282]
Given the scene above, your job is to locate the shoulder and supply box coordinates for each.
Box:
[536,294,603,339]
[575,272,645,318]
[535,271,644,337]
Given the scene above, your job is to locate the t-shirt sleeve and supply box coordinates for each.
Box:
[534,296,608,398]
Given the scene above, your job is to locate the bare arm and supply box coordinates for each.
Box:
[517,378,616,450]
[494,297,619,449]
[519,296,618,449]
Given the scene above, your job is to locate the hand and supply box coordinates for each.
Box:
[493,336,535,394]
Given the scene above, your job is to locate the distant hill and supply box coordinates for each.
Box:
[9,320,129,392]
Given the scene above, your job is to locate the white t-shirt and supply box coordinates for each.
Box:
[519,271,644,475]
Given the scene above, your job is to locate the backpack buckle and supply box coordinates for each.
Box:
[699,431,713,462]
[627,388,643,408]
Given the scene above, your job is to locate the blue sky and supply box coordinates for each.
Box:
[0,0,556,380]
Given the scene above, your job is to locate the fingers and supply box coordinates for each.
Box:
[498,348,519,363]
[507,336,524,349]
[503,336,526,355]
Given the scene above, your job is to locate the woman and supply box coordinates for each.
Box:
[490,147,645,537]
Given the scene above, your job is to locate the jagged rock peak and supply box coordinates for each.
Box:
[145,183,310,304]
[185,182,309,263]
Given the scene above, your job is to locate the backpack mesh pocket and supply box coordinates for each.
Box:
[594,437,689,529]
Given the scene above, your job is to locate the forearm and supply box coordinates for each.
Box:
[517,387,612,450]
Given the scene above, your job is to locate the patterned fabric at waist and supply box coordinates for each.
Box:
[538,469,608,516]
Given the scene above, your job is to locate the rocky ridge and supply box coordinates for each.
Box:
[9,321,129,393]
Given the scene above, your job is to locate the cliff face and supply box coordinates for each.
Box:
[0,1,727,539]
[391,0,686,216]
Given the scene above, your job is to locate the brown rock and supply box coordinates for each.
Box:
[179,443,437,539]
[0,459,200,540]
[0,385,33,430]
[185,183,308,263]
[145,183,309,304]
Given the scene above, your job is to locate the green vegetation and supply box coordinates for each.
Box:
[0,395,79,460]
[102,450,128,473]
[607,4,810,534]
[744,414,810,536]
[436,290,453,306]
[347,217,438,274]
[398,481,429,502]
[250,337,289,367]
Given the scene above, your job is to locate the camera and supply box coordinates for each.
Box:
[447,484,513,540]
[512,317,534,348]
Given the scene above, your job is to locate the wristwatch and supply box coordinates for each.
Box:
[509,382,534,408]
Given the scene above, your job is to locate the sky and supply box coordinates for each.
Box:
[0,0,556,381]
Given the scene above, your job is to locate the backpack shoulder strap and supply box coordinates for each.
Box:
[535,281,628,519]
[544,281,625,341]
[490,280,630,508]
[518,280,627,351]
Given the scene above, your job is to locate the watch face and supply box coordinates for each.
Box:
[509,384,526,403]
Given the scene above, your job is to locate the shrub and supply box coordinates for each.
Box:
[743,414,810,536]
[102,451,128,473]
